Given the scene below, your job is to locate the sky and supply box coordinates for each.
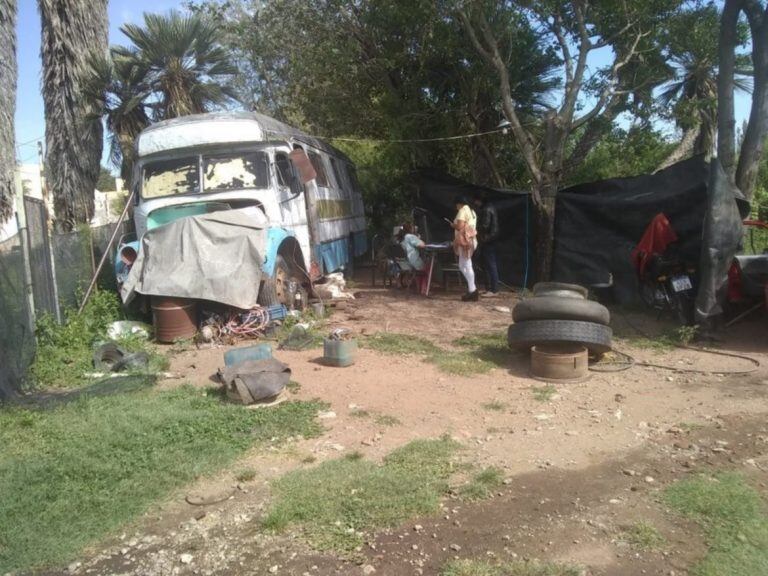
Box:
[13,1,754,168]
[14,0,176,165]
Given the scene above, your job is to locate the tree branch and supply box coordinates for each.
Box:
[457,8,542,185]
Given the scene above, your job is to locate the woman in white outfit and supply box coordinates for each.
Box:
[452,195,478,302]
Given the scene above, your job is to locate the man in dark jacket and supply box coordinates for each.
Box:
[474,193,500,296]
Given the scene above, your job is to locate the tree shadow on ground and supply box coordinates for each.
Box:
[8,374,157,410]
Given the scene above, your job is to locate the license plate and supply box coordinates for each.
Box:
[671,275,692,292]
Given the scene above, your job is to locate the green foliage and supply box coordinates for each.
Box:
[30,290,124,388]
[664,473,768,576]
[262,437,459,555]
[442,559,582,576]
[566,126,675,186]
[481,400,506,412]
[622,521,666,550]
[0,387,324,573]
[362,333,441,356]
[460,466,505,501]
[96,166,116,191]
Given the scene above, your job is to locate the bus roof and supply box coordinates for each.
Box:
[137,111,352,163]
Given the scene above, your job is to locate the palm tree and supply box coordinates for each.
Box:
[0,0,16,223]
[118,11,238,120]
[38,0,108,231]
[657,5,751,170]
[83,51,151,181]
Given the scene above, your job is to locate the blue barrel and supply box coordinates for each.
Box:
[224,343,273,367]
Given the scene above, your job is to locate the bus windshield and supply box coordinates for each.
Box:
[142,151,271,199]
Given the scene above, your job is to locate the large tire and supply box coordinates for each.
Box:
[512,296,611,326]
[532,282,588,299]
[258,277,280,307]
[507,320,613,355]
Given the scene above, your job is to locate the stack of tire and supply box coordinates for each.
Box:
[507,282,612,357]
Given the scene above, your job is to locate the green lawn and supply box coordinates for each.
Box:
[0,385,324,573]
[664,472,768,575]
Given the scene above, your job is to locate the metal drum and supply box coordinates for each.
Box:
[151,296,198,343]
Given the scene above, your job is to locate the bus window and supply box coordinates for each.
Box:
[308,152,329,187]
[142,157,199,199]
[275,153,292,187]
[329,157,345,192]
[203,151,270,191]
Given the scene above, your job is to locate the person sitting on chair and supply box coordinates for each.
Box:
[397,223,427,292]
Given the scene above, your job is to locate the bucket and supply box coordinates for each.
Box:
[151,296,198,343]
[224,343,273,367]
[323,338,357,367]
[530,343,588,382]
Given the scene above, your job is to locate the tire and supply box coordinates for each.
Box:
[259,255,305,308]
[512,296,611,326]
[507,320,613,355]
[532,282,588,299]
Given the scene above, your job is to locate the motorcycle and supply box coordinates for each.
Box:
[639,251,697,326]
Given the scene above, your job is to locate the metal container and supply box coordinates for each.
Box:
[323,338,357,367]
[224,343,273,367]
[151,296,198,343]
[530,343,588,382]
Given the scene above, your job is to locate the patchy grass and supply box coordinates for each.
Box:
[349,409,370,418]
[262,437,460,555]
[300,455,317,464]
[460,467,505,501]
[454,331,510,368]
[442,559,582,576]
[0,386,325,574]
[286,380,302,394]
[375,414,402,427]
[664,472,768,575]
[622,521,666,550]
[531,384,557,402]
[361,333,441,356]
[363,332,504,376]
[678,422,704,432]
[235,468,257,483]
[481,400,506,412]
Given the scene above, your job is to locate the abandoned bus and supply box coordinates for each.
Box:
[116,112,367,306]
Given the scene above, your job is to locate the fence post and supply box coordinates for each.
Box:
[16,208,35,334]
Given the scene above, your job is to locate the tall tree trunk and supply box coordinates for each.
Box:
[656,124,701,171]
[735,2,768,201]
[39,0,108,231]
[0,0,16,222]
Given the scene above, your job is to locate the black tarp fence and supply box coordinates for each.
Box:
[413,156,712,304]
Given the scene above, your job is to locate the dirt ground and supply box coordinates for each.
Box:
[56,285,768,576]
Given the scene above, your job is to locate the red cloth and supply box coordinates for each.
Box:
[631,213,678,277]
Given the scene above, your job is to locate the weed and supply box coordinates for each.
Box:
[628,335,677,352]
[375,414,401,427]
[362,333,440,356]
[664,472,768,575]
[345,451,364,461]
[678,422,703,432]
[262,437,460,555]
[454,332,507,349]
[236,469,257,483]
[30,291,125,388]
[363,332,502,376]
[301,455,317,464]
[0,388,325,573]
[532,385,557,402]
[350,409,370,418]
[676,325,699,345]
[622,522,666,550]
[286,380,302,394]
[481,400,506,412]
[486,427,501,434]
[460,467,505,501]
[428,350,496,376]
[442,559,582,576]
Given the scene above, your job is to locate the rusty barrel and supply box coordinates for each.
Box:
[530,343,589,382]
[151,296,198,343]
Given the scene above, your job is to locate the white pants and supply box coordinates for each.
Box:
[458,252,476,293]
